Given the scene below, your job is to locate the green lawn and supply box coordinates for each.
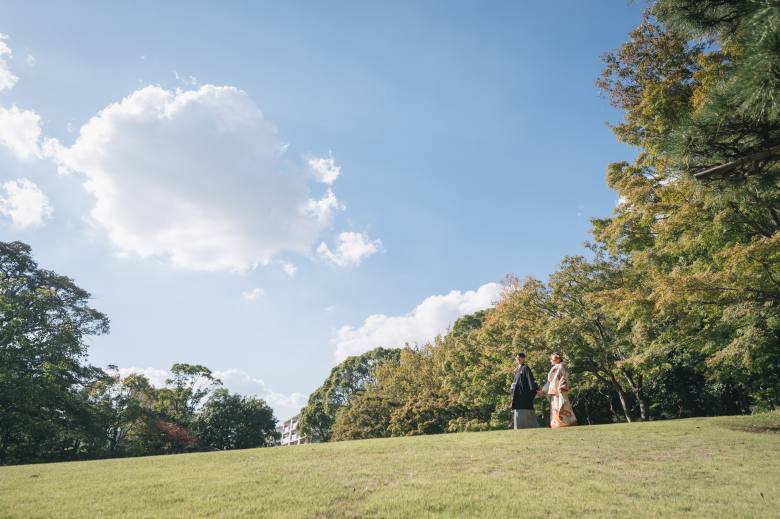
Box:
[1,414,779,518]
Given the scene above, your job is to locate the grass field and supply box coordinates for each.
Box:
[1,414,779,518]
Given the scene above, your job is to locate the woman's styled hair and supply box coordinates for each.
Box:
[550,352,562,362]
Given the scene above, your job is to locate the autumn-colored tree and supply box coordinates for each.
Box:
[331,392,397,441]
[595,5,780,409]
[377,345,463,436]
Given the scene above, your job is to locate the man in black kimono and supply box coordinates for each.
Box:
[510,352,540,429]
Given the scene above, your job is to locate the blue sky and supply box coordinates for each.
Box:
[0,1,642,418]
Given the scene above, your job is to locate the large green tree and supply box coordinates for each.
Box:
[0,241,110,464]
[89,369,159,456]
[654,0,780,182]
[196,388,278,450]
[154,363,220,427]
[596,5,780,409]
[143,364,221,453]
[298,347,400,442]
[375,344,463,436]
[327,313,495,440]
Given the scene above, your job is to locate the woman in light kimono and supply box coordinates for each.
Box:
[544,352,577,428]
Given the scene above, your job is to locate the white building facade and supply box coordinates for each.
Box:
[277,414,308,446]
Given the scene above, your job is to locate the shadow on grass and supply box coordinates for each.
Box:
[735,424,780,434]
[721,410,780,434]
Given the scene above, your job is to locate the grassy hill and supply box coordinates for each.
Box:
[1,414,779,518]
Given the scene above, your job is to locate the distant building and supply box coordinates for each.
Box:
[276,413,308,446]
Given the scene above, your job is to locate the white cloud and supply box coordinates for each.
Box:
[0,178,53,228]
[305,188,343,224]
[281,262,297,277]
[50,85,345,272]
[307,153,341,185]
[117,366,306,420]
[0,40,371,272]
[317,231,382,267]
[117,366,170,388]
[0,33,18,92]
[241,287,264,301]
[0,35,49,162]
[0,105,44,160]
[333,282,502,361]
[24,54,35,67]
[214,368,308,419]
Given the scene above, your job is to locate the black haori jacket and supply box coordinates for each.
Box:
[510,364,539,410]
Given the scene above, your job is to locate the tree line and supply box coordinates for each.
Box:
[300,0,780,442]
[2,0,777,462]
[0,241,278,465]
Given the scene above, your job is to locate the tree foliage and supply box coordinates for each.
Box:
[298,347,400,442]
[315,2,780,442]
[0,241,279,465]
[594,2,780,408]
[196,388,278,450]
[4,1,779,459]
[0,241,109,464]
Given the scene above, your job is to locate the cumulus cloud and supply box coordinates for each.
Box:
[214,368,308,418]
[117,366,170,388]
[307,153,341,185]
[241,287,264,301]
[0,32,375,271]
[0,105,44,160]
[281,262,297,277]
[0,36,50,162]
[305,188,343,224]
[117,366,306,420]
[333,282,502,361]
[0,178,53,228]
[0,34,18,92]
[317,231,382,267]
[50,85,346,272]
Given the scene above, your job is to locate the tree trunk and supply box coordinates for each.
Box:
[608,398,618,421]
[608,372,632,423]
[583,398,592,425]
[0,431,9,463]
[615,387,632,423]
[693,143,780,179]
[590,367,632,423]
[623,371,647,421]
[635,391,648,421]
[109,428,119,454]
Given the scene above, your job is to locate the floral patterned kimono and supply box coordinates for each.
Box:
[545,363,577,428]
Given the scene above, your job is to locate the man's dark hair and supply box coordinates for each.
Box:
[516,352,526,358]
